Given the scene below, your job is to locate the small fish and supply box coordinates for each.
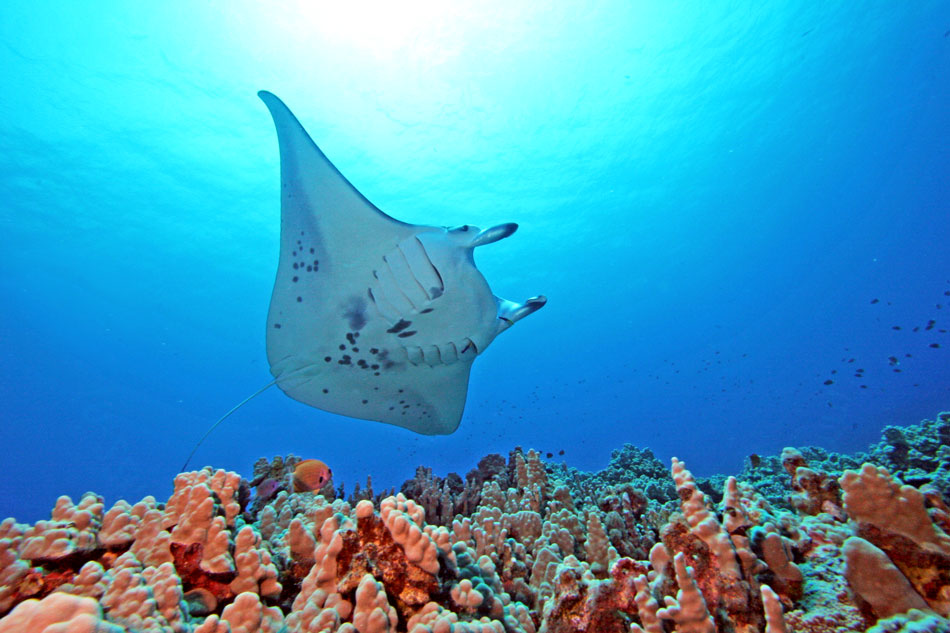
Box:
[294,459,332,492]
[870,298,879,304]
[823,379,834,386]
[887,356,899,365]
[256,477,282,501]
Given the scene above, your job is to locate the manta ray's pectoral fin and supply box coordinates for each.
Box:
[495,295,547,335]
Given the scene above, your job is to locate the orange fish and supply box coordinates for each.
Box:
[293,459,332,493]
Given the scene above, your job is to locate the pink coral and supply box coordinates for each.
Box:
[2,412,950,632]
[0,592,120,633]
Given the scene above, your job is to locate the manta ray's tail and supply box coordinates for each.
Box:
[179,379,279,472]
[180,361,325,471]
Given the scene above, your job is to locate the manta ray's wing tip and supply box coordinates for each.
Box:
[258,90,282,108]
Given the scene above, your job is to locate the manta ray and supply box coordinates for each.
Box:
[181,92,545,470]
[258,91,545,435]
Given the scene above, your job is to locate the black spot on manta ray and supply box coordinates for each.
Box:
[292,276,299,282]
[374,350,395,369]
[397,331,417,338]
[343,296,368,331]
[420,308,433,314]
[297,296,302,302]
[387,319,412,334]
[273,323,281,329]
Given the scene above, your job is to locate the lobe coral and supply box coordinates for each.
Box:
[1,411,949,632]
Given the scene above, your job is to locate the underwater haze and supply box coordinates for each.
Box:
[1,1,948,523]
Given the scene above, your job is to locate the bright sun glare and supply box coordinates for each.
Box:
[301,1,450,58]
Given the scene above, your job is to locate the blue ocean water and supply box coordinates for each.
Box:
[1,2,948,524]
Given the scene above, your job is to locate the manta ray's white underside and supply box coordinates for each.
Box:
[259,91,546,434]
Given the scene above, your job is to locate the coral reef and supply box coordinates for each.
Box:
[1,412,949,632]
